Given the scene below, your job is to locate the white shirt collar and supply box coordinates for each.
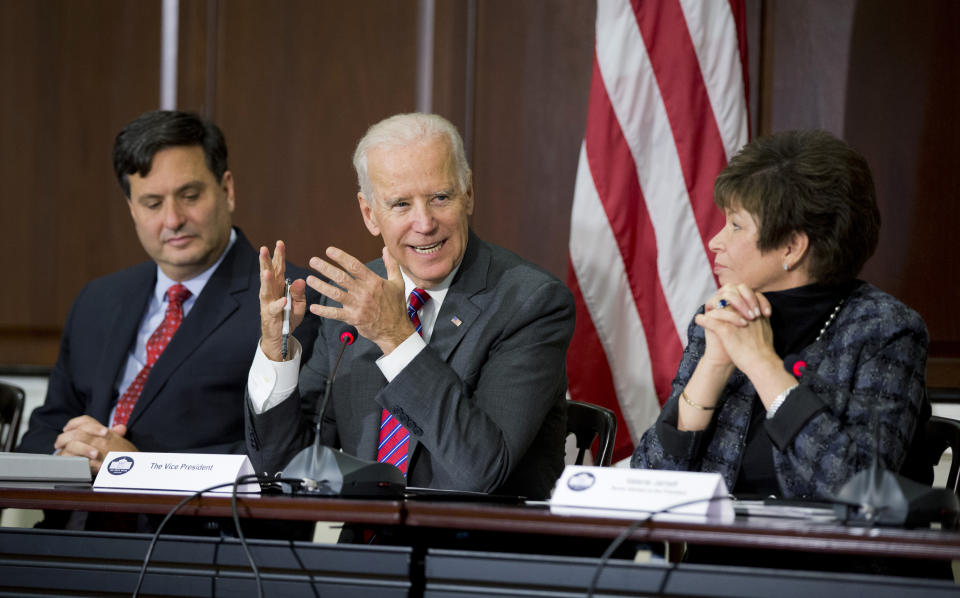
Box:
[399,262,461,342]
[400,261,461,305]
[153,228,237,303]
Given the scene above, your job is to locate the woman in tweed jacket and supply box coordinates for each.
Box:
[632,130,930,501]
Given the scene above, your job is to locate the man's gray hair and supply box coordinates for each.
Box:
[352,113,471,203]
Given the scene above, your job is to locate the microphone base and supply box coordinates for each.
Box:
[832,465,959,528]
[280,444,406,498]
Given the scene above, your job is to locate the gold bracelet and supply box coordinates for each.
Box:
[681,390,715,411]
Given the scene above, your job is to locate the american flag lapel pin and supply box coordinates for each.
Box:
[451,316,462,327]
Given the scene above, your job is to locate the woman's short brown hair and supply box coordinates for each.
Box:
[714,130,880,285]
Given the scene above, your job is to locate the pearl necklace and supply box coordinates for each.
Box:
[815,298,845,342]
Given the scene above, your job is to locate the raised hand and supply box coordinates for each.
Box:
[259,240,307,361]
[307,246,414,354]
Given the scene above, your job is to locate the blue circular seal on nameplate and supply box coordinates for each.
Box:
[106,456,135,475]
[567,471,596,491]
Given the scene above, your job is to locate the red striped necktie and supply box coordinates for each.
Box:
[376,288,430,474]
[113,283,192,427]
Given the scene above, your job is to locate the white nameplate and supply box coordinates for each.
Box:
[93,452,259,495]
[550,465,734,522]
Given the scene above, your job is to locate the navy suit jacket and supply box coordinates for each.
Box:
[19,228,317,456]
[246,232,575,499]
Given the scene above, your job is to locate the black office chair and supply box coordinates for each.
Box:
[566,400,617,466]
[926,415,960,495]
[928,388,960,404]
[0,382,25,452]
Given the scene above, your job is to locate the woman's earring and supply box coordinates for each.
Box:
[782,262,789,271]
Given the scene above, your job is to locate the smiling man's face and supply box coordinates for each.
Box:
[358,136,473,289]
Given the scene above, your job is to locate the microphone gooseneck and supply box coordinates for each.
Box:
[280,322,405,497]
[314,325,359,442]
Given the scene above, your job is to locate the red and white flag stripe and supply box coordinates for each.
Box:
[568,0,749,462]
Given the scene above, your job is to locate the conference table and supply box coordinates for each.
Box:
[1,486,959,597]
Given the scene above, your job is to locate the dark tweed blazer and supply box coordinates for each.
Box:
[632,282,930,500]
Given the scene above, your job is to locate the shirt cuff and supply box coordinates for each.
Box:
[656,397,706,461]
[376,332,426,382]
[247,337,302,414]
[764,384,827,451]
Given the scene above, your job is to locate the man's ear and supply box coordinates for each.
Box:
[358,193,380,236]
[463,180,475,217]
[220,171,236,213]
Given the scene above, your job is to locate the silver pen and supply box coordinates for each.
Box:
[281,278,292,360]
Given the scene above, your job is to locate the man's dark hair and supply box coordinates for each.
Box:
[713,129,880,285]
[112,110,228,197]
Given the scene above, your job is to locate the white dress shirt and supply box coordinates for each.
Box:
[247,263,460,415]
[109,229,237,426]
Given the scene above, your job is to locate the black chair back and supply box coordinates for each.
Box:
[0,382,25,452]
[566,400,617,466]
[926,415,960,495]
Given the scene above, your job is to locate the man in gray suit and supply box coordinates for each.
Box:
[245,113,574,499]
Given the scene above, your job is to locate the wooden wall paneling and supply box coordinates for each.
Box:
[846,0,960,385]
[768,1,857,137]
[762,0,959,384]
[757,0,775,136]
[0,0,161,366]
[743,0,764,137]
[844,0,960,358]
[431,0,470,138]
[177,0,215,115]
[470,0,595,280]
[207,0,420,271]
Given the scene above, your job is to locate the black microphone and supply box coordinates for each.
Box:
[781,354,960,527]
[782,354,808,379]
[783,354,958,527]
[314,325,358,438]
[280,324,405,497]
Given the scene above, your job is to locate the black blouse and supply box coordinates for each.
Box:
[733,279,861,497]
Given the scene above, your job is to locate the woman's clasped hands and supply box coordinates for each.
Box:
[696,283,777,371]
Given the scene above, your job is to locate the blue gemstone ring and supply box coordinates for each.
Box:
[717,299,729,309]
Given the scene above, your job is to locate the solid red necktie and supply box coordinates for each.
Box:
[112,283,192,427]
[376,288,430,474]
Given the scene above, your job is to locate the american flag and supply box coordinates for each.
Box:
[567,0,750,462]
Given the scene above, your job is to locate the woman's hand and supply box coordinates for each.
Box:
[696,286,799,412]
[700,284,771,366]
[697,285,780,382]
[677,284,771,430]
[697,306,776,370]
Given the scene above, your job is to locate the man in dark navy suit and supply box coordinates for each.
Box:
[18,110,315,478]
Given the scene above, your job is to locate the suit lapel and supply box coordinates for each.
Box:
[318,262,390,461]
[348,339,389,460]
[430,235,487,362]
[408,232,488,461]
[91,265,155,424]
[126,230,255,428]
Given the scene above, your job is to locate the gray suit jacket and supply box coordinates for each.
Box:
[246,232,575,499]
